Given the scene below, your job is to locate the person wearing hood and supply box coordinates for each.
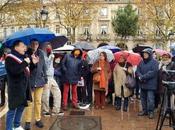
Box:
[61,48,83,110]
[136,48,159,119]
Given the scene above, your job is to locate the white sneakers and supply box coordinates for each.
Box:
[13,126,24,130]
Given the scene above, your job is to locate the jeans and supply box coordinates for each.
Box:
[6,105,24,130]
[140,89,155,113]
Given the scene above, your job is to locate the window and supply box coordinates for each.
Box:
[100,7,108,16]
[83,26,90,35]
[18,26,23,31]
[56,25,60,33]
[67,27,71,36]
[156,29,161,36]
[100,25,108,34]
[55,11,60,19]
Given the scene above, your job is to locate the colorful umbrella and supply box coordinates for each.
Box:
[114,51,142,66]
[99,45,121,53]
[132,45,152,54]
[154,49,168,56]
[87,48,114,64]
[3,28,56,47]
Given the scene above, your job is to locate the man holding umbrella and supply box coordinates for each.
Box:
[24,39,47,130]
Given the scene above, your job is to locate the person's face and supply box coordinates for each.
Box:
[74,50,80,57]
[99,53,105,60]
[143,52,149,59]
[15,42,27,55]
[31,41,39,52]
[162,55,170,62]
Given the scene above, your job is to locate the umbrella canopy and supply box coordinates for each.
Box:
[154,49,168,56]
[114,51,142,66]
[3,28,55,47]
[87,48,114,64]
[49,34,68,49]
[54,44,75,51]
[97,42,109,48]
[99,45,121,53]
[132,45,152,54]
[73,41,95,50]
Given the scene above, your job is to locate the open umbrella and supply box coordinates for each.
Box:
[154,49,168,56]
[73,41,95,50]
[99,45,121,53]
[54,44,75,51]
[49,34,68,49]
[132,45,152,54]
[114,51,142,66]
[3,28,56,47]
[87,48,114,64]
[97,42,109,48]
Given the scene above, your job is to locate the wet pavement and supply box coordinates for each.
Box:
[0,99,173,130]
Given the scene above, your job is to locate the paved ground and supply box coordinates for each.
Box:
[0,99,173,130]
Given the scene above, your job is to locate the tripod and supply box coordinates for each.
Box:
[156,86,175,130]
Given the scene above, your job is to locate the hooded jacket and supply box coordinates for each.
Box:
[136,48,159,90]
[61,48,83,84]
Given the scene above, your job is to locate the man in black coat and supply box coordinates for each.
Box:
[5,40,36,130]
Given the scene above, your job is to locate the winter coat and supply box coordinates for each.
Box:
[158,61,175,94]
[29,49,47,89]
[91,60,111,91]
[136,48,159,90]
[5,51,32,110]
[113,63,132,98]
[61,48,83,84]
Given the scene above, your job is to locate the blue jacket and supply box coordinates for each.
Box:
[61,48,82,84]
[136,48,159,90]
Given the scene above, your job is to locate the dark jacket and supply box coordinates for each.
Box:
[61,48,83,84]
[29,49,47,89]
[136,48,159,90]
[5,50,32,110]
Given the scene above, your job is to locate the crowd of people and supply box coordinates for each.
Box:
[0,39,175,130]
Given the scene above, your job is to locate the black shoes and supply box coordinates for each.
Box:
[138,111,148,116]
[123,107,127,112]
[35,120,44,128]
[24,122,31,130]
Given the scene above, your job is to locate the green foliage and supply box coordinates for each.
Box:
[112,4,138,38]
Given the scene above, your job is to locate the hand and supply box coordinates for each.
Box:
[31,54,39,64]
[81,77,84,80]
[24,58,30,64]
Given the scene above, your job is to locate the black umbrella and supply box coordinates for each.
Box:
[132,45,152,54]
[49,35,68,49]
[97,42,109,48]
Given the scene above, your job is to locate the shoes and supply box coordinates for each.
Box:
[101,106,105,109]
[24,122,31,130]
[148,112,154,119]
[138,111,148,116]
[14,126,24,130]
[95,105,99,109]
[116,106,121,111]
[79,104,90,110]
[123,107,127,112]
[43,112,51,117]
[52,111,64,116]
[35,120,44,128]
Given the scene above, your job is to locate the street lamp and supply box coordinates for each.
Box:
[40,6,48,28]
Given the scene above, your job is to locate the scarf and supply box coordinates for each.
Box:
[99,59,106,89]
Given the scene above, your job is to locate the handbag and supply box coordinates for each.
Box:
[125,74,136,89]
[93,72,100,83]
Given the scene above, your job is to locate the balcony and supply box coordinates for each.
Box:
[78,34,92,41]
[96,34,110,42]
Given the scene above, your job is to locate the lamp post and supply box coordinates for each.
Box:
[40,6,48,28]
